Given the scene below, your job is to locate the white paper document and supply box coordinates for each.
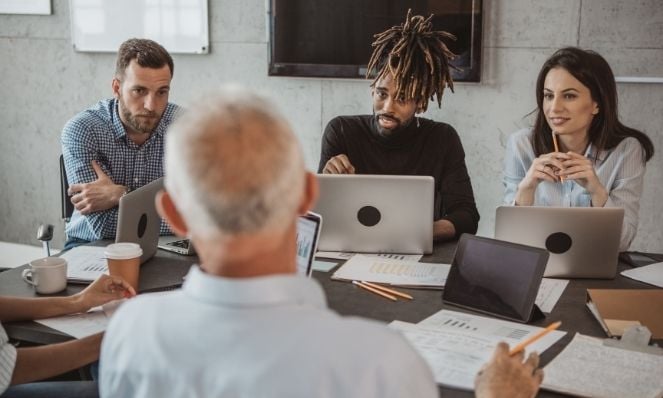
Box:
[331,254,449,287]
[311,260,338,272]
[316,251,423,262]
[542,333,663,398]
[60,246,108,283]
[419,310,566,357]
[35,299,125,338]
[389,320,497,390]
[391,311,565,391]
[535,278,569,313]
[621,261,663,288]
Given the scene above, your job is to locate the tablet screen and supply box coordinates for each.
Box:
[443,234,548,322]
[296,212,322,276]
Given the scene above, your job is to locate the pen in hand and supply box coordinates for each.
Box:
[551,131,565,182]
[509,321,562,356]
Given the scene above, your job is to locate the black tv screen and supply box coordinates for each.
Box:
[268,0,482,81]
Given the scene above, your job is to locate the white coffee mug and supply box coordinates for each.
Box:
[22,257,68,294]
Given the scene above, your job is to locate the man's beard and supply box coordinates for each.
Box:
[374,113,415,137]
[118,96,160,135]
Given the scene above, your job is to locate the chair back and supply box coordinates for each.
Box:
[60,155,74,221]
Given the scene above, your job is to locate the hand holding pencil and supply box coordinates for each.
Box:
[551,131,565,182]
[475,321,559,398]
[475,339,548,398]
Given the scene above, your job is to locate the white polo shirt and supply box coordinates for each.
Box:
[100,266,437,398]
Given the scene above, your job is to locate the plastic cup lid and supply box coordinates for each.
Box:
[105,242,143,260]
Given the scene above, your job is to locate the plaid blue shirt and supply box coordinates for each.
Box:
[61,98,181,241]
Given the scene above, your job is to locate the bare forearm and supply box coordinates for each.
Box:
[11,333,102,385]
[589,185,608,208]
[433,219,456,241]
[514,184,535,206]
[0,296,86,322]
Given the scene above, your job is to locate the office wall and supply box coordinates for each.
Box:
[1,0,662,251]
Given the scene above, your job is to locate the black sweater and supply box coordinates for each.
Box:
[318,115,480,238]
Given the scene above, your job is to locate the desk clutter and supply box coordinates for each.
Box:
[8,233,663,397]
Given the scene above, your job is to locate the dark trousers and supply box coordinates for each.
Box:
[63,237,90,251]
[1,381,98,398]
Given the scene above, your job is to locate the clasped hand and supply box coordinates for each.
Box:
[522,151,603,194]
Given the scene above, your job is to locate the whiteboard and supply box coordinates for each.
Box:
[70,0,209,54]
[0,0,51,14]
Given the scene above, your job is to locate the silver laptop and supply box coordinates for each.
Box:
[158,236,196,256]
[494,206,624,278]
[116,178,164,263]
[313,174,434,254]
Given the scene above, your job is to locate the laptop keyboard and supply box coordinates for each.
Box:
[169,240,190,249]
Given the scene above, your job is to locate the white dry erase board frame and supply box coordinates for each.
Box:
[69,0,209,54]
[0,0,50,15]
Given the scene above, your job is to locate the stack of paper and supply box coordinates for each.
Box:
[60,246,108,283]
[316,251,423,262]
[621,261,663,288]
[542,333,663,398]
[35,299,125,338]
[332,254,450,288]
[389,310,566,390]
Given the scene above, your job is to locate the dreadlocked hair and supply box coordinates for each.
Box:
[367,9,458,112]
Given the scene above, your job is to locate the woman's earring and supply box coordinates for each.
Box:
[416,117,420,128]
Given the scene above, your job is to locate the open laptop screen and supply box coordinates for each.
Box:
[296,212,322,276]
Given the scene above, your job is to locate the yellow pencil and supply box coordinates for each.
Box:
[361,281,413,300]
[551,131,565,182]
[509,321,562,356]
[352,281,397,301]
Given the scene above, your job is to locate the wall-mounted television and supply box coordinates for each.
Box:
[268,0,483,82]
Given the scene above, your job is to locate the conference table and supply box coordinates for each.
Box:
[1,240,661,397]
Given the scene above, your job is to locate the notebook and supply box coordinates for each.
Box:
[115,177,164,263]
[313,174,434,254]
[495,206,624,278]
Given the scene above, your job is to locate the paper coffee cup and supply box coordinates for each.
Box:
[105,243,143,290]
[22,256,67,294]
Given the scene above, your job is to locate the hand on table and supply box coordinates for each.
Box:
[322,154,355,174]
[74,274,136,312]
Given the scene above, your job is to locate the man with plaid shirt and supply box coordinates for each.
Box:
[61,38,180,249]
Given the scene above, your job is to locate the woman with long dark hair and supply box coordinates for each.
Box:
[503,47,654,251]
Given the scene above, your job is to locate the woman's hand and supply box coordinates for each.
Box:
[73,274,136,312]
[559,152,608,206]
[515,151,568,205]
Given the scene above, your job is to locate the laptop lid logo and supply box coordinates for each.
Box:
[545,232,572,254]
[357,206,381,227]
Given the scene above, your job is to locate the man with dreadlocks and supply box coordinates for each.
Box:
[319,11,479,241]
